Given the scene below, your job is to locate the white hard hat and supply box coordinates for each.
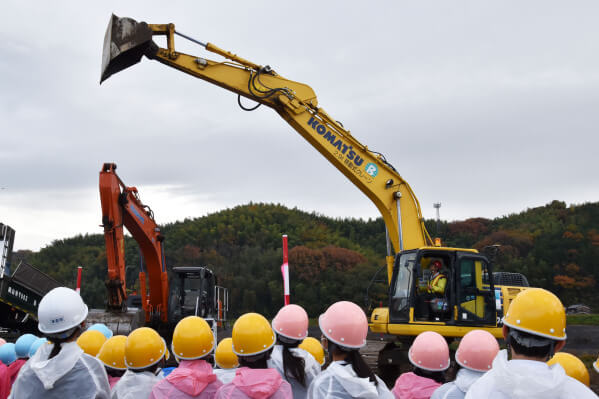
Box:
[38,287,88,335]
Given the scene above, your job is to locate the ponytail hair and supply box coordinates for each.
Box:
[45,325,82,359]
[278,336,307,387]
[329,342,377,386]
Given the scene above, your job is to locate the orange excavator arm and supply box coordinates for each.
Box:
[99,163,169,323]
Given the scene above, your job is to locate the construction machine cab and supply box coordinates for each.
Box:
[386,248,497,328]
[170,266,216,320]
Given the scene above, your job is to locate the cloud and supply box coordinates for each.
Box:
[2,0,598,250]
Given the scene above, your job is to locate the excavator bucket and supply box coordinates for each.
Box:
[101,14,153,83]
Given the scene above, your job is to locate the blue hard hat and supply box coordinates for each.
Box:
[88,323,113,339]
[0,343,17,365]
[15,334,38,358]
[29,337,48,357]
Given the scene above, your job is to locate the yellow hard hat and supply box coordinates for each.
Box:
[163,338,170,361]
[503,288,566,340]
[547,352,590,387]
[171,316,215,360]
[232,313,275,356]
[77,330,107,357]
[97,335,127,370]
[594,354,599,374]
[299,337,325,365]
[215,338,239,369]
[125,327,167,369]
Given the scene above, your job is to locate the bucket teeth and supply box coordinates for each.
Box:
[100,14,153,83]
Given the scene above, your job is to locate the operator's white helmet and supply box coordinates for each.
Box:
[38,287,88,336]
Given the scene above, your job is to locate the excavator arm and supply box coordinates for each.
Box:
[101,15,433,281]
[99,162,169,322]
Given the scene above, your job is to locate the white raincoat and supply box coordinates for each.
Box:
[111,369,162,399]
[8,341,110,399]
[268,345,321,399]
[214,367,237,384]
[307,360,393,399]
[465,350,597,399]
[431,368,484,399]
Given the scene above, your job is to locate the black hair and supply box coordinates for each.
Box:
[413,366,446,384]
[328,342,377,386]
[132,361,162,374]
[105,367,126,378]
[507,328,554,360]
[45,325,82,359]
[277,336,307,387]
[238,348,273,369]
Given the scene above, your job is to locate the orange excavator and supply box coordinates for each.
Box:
[97,163,228,333]
[99,162,169,323]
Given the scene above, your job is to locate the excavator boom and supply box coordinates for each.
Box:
[101,15,433,282]
[99,162,169,323]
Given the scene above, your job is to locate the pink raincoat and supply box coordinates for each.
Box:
[150,360,222,399]
[7,359,26,385]
[0,363,10,399]
[108,376,120,389]
[215,367,292,399]
[393,372,441,399]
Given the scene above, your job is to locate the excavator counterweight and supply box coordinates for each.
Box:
[101,14,153,83]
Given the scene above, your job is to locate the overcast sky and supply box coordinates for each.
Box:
[2,1,598,251]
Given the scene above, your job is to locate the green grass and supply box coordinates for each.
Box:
[567,314,599,326]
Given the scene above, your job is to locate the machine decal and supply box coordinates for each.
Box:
[307,116,375,183]
[130,205,145,225]
[365,163,378,177]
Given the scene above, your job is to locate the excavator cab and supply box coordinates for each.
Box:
[169,266,216,321]
[373,248,499,337]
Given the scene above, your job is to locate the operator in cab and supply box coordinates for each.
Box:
[417,259,448,320]
[426,260,447,296]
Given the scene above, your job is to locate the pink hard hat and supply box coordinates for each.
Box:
[455,330,499,372]
[408,331,450,371]
[272,304,309,340]
[319,301,368,348]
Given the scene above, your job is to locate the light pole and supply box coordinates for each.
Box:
[433,203,442,239]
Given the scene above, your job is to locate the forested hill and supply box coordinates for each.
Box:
[15,200,599,317]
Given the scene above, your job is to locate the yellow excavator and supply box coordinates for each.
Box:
[100,14,529,377]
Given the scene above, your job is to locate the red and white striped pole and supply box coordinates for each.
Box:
[76,266,82,294]
[281,235,290,306]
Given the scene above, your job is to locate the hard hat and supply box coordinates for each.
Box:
[163,338,171,361]
[503,288,566,340]
[125,327,167,369]
[595,354,599,374]
[0,343,17,366]
[215,338,239,369]
[408,331,450,371]
[432,260,442,268]
[299,337,325,366]
[272,304,309,341]
[97,335,127,370]
[88,323,113,339]
[547,352,590,387]
[232,313,276,356]
[455,330,499,372]
[319,301,368,349]
[29,337,48,357]
[38,287,88,336]
[171,316,215,360]
[15,334,38,358]
[77,329,107,357]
